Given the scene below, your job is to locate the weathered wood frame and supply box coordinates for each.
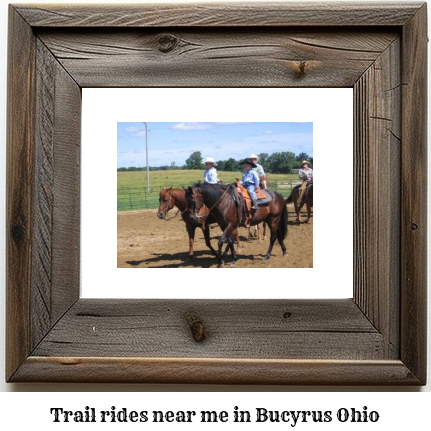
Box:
[6,3,427,384]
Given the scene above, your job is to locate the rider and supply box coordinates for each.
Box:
[202,157,221,184]
[240,158,260,210]
[297,160,313,205]
[247,153,265,178]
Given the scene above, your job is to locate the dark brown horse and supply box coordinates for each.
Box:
[186,183,288,267]
[286,183,313,223]
[157,187,240,260]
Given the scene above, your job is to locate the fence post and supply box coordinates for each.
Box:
[128,189,132,209]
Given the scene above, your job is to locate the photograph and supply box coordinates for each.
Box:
[117,122,314,269]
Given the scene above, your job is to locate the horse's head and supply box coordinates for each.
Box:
[157,186,174,219]
[259,175,269,190]
[186,186,209,227]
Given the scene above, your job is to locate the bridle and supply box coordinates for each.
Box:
[190,188,210,221]
[159,189,187,221]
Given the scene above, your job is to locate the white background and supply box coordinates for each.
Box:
[0,0,429,425]
[82,87,353,299]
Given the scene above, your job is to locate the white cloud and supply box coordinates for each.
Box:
[265,130,273,134]
[172,122,213,130]
[215,122,254,125]
[125,126,140,132]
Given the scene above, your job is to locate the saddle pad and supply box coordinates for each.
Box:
[235,182,272,205]
[256,189,273,205]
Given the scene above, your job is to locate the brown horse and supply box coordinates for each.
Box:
[157,187,240,260]
[286,183,313,223]
[186,183,288,267]
[157,187,218,259]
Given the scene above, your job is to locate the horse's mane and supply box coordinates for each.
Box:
[192,182,236,208]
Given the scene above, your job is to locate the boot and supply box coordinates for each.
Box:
[251,199,258,210]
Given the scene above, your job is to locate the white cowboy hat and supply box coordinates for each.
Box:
[247,153,260,161]
[302,160,310,165]
[204,156,218,166]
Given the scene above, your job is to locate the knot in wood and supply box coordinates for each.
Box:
[186,314,206,342]
[11,222,25,245]
[295,61,307,78]
[410,223,418,231]
[157,34,178,53]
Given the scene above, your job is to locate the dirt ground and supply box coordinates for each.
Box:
[117,204,313,268]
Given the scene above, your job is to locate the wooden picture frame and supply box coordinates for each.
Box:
[6,2,427,384]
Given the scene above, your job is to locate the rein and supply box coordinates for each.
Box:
[162,193,189,221]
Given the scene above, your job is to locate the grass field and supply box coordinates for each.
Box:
[117,170,301,211]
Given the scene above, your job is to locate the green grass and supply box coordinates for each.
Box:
[117,170,298,189]
[117,170,300,211]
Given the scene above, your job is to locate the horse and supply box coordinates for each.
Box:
[286,183,313,223]
[186,183,288,268]
[248,175,269,240]
[157,187,241,260]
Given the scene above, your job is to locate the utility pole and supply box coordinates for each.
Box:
[143,122,150,192]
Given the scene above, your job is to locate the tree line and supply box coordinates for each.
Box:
[117,151,313,174]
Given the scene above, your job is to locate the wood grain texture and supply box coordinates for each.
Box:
[12,357,421,385]
[32,299,384,360]
[50,50,81,325]
[32,40,56,347]
[6,2,427,385]
[31,39,81,350]
[37,29,398,88]
[400,3,428,384]
[353,38,401,359]
[15,2,423,27]
[6,8,36,381]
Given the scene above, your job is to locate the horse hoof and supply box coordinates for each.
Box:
[217,263,223,268]
[230,261,236,268]
[283,251,288,257]
[264,254,270,261]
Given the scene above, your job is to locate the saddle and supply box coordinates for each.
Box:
[235,181,272,227]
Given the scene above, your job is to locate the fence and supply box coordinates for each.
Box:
[117,181,302,212]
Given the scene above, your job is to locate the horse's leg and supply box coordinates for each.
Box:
[276,222,288,256]
[217,225,237,268]
[185,223,196,260]
[256,223,260,240]
[202,225,219,257]
[293,196,300,222]
[305,198,312,223]
[234,229,241,249]
[263,217,278,260]
[228,236,237,267]
[262,222,267,240]
[248,227,254,238]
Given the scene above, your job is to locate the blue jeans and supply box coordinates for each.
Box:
[244,182,257,200]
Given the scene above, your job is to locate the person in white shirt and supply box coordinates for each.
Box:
[202,157,220,184]
[297,160,313,205]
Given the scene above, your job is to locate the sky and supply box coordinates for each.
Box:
[117,122,313,168]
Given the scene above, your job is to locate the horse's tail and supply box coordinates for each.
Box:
[286,194,293,204]
[277,201,288,240]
